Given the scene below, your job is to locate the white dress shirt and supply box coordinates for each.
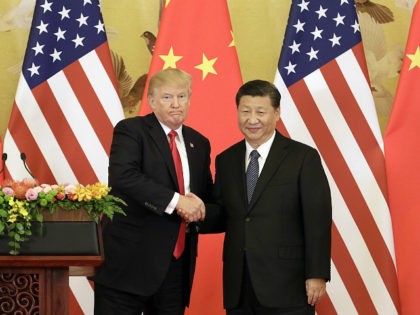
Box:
[159,123,190,214]
[244,131,276,175]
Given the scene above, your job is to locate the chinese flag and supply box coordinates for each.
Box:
[384,3,420,315]
[140,1,243,314]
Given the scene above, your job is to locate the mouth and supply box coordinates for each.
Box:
[247,127,260,133]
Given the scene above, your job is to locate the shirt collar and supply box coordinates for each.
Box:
[245,131,276,161]
[160,123,184,142]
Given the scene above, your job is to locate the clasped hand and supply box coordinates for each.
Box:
[176,193,205,222]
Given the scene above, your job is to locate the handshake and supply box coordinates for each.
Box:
[176,193,205,222]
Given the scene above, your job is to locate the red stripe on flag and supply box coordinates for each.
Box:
[7,104,55,182]
[331,224,376,313]
[64,61,113,154]
[69,290,84,315]
[320,55,388,198]
[32,83,97,183]
[289,81,399,309]
[352,43,371,84]
[275,119,289,137]
[96,42,119,91]
[316,286,337,315]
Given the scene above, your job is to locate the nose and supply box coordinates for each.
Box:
[248,112,259,124]
[171,97,180,108]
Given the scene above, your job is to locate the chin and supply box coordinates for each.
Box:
[246,132,261,140]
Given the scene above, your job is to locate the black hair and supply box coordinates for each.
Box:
[235,80,281,109]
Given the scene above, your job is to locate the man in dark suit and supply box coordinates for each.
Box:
[92,68,212,315]
[199,80,332,315]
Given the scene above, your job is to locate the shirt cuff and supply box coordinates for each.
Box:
[165,192,179,214]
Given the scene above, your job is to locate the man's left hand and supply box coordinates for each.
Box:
[306,278,326,306]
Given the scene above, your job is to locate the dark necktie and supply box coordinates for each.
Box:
[246,150,260,203]
[168,130,186,259]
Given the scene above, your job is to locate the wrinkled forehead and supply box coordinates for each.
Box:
[152,83,191,96]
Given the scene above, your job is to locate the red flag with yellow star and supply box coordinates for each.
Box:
[384,3,420,314]
[140,1,242,314]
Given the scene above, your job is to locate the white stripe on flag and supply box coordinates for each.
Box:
[327,164,397,314]
[304,70,394,256]
[79,50,124,126]
[327,261,358,314]
[3,131,31,180]
[274,71,311,142]
[48,71,109,183]
[69,277,94,315]
[14,76,77,183]
[336,51,384,151]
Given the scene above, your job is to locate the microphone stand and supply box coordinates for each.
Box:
[0,153,7,175]
[20,152,35,179]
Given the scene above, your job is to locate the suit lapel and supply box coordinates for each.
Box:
[146,114,179,191]
[183,127,197,192]
[231,141,248,211]
[247,132,289,211]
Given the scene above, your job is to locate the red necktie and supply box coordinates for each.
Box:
[169,130,186,259]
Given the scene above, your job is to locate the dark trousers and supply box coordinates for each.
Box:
[227,260,315,315]
[94,255,187,315]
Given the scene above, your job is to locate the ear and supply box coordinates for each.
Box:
[275,107,280,121]
[148,95,155,110]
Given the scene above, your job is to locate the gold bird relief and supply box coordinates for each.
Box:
[355,0,394,24]
[110,0,164,116]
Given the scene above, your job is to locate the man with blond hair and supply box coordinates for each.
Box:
[93,68,212,315]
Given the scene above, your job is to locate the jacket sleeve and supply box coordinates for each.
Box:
[300,148,332,281]
[199,155,226,234]
[108,119,175,216]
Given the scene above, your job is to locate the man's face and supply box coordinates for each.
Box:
[148,84,191,130]
[237,95,280,148]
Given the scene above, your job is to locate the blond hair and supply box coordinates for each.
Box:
[148,68,192,96]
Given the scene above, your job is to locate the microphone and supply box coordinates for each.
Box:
[0,153,7,174]
[20,152,35,179]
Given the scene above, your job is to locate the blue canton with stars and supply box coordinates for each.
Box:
[23,0,106,89]
[278,0,361,87]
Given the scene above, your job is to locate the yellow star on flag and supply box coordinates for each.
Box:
[407,46,420,70]
[159,46,183,69]
[194,53,218,80]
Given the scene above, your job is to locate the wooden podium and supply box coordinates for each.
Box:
[0,212,103,314]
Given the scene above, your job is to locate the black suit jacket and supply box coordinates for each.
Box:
[202,131,332,309]
[93,113,212,305]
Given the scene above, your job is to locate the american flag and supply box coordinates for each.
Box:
[274,0,399,313]
[3,0,124,313]
[4,0,123,185]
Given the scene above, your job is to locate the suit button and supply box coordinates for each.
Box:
[245,217,251,222]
